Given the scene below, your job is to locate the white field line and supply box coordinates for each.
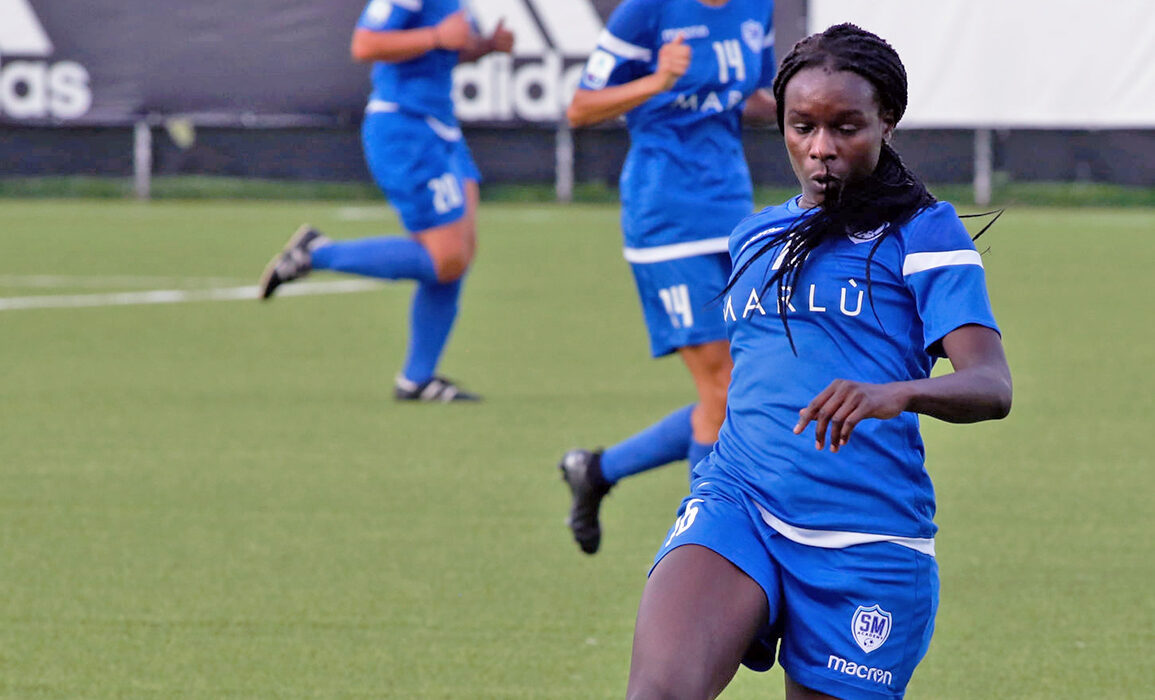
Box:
[0,280,382,311]
[334,206,395,222]
[0,274,249,289]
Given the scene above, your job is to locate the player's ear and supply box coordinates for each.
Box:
[880,111,896,142]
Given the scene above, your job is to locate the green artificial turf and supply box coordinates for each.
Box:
[0,199,1151,698]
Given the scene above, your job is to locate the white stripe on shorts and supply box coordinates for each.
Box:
[755,503,936,557]
[366,99,400,113]
[623,237,729,264]
[423,115,462,142]
[364,101,462,142]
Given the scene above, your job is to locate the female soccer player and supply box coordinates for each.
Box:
[559,0,777,555]
[259,1,512,402]
[625,24,1012,699]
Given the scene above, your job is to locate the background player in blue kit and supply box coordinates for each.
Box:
[259,0,513,402]
[625,24,1013,699]
[558,0,777,555]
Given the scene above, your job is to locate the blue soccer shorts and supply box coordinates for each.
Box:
[628,252,731,357]
[652,476,939,699]
[362,110,481,233]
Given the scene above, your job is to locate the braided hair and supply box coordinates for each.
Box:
[726,23,936,353]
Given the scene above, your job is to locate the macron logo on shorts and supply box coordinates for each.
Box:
[831,604,896,687]
[826,655,893,686]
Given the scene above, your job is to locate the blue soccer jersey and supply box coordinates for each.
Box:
[357,0,465,125]
[705,198,1000,542]
[579,0,776,251]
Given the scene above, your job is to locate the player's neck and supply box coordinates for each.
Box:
[698,0,730,7]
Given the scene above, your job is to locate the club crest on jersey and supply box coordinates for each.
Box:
[848,224,887,244]
[851,604,892,654]
[741,20,764,54]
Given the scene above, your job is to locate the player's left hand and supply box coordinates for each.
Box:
[653,34,691,91]
[794,379,908,453]
[489,18,514,53]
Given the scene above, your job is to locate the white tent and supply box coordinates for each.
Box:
[809,0,1155,129]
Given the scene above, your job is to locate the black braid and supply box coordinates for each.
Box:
[724,24,936,353]
[771,23,910,133]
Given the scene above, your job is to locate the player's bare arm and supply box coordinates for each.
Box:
[351,11,472,63]
[795,324,1012,452]
[567,34,691,128]
[742,88,777,126]
[460,18,514,63]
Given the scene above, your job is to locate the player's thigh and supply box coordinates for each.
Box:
[413,140,480,276]
[629,253,731,358]
[785,673,840,700]
[772,537,939,699]
[632,486,775,697]
[677,339,732,402]
[630,545,766,698]
[454,148,480,259]
[462,180,479,259]
[362,112,470,234]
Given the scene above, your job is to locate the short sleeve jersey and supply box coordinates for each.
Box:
[579,0,776,249]
[706,198,1000,540]
[357,0,465,125]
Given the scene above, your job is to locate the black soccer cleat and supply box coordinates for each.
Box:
[258,224,329,299]
[393,375,481,403]
[559,448,612,555]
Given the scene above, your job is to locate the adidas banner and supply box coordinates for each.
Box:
[0,0,617,126]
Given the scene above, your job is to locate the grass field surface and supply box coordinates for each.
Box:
[2,198,1152,698]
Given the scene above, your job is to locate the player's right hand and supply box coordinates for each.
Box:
[654,34,691,91]
[435,11,473,51]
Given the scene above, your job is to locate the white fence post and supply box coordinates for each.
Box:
[133,119,153,200]
[555,120,574,203]
[973,128,993,207]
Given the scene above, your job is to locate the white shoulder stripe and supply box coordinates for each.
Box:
[623,237,729,263]
[736,226,785,259]
[902,249,983,276]
[393,0,421,11]
[597,29,652,62]
[756,504,936,557]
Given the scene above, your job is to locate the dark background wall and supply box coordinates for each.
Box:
[6,123,1154,187]
[1,0,1152,188]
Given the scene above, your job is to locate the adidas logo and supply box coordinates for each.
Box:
[0,0,92,119]
[454,0,605,122]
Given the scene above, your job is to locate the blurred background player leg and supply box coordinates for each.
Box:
[560,336,731,555]
[258,2,512,403]
[259,110,481,402]
[560,253,733,555]
[557,0,774,554]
